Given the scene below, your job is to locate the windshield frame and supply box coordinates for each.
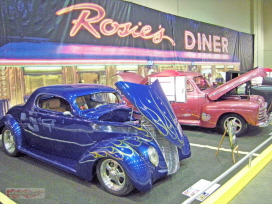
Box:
[75,91,123,111]
[193,76,212,91]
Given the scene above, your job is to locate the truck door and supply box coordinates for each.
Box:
[171,80,201,124]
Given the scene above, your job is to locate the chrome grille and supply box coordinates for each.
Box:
[258,103,268,122]
[154,132,180,175]
[142,121,180,175]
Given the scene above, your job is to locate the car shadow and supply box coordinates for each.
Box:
[244,125,264,137]
[181,124,265,138]
[13,154,97,186]
[181,125,219,135]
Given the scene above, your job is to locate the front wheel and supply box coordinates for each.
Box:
[96,158,134,196]
[218,114,247,137]
[2,126,21,156]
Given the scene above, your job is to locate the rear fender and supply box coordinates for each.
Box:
[1,114,23,149]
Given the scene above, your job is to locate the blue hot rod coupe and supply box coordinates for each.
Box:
[0,81,191,196]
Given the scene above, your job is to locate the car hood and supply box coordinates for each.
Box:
[115,80,185,148]
[208,68,268,100]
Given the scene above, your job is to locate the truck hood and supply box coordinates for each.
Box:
[208,68,268,100]
[116,70,183,85]
[115,72,144,83]
[115,80,185,148]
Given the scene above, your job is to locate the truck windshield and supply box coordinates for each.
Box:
[194,76,212,90]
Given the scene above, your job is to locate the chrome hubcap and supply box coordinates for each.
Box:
[100,159,126,191]
[3,129,16,154]
[224,117,242,133]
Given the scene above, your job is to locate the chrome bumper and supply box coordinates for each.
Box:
[258,112,272,127]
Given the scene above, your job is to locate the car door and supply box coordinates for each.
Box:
[30,94,95,160]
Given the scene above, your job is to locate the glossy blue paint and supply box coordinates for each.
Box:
[116,80,186,148]
[177,135,191,160]
[0,83,191,195]
[2,114,23,148]
[79,135,169,191]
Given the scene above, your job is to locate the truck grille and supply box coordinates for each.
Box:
[258,103,268,122]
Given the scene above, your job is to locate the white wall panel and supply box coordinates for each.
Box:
[263,0,272,68]
[125,0,251,33]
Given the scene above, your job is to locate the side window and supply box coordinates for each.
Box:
[37,95,71,112]
[76,96,89,110]
[187,81,194,92]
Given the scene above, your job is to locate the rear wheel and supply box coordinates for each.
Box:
[2,126,21,156]
[219,114,247,137]
[96,158,134,196]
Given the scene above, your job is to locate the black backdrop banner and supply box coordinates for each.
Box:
[0,0,253,70]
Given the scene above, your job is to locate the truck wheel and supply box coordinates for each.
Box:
[219,114,247,137]
[96,158,134,196]
[2,126,21,157]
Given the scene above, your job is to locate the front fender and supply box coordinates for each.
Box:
[201,101,258,127]
[78,137,157,192]
[0,114,23,149]
[178,133,191,160]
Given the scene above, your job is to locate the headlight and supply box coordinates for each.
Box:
[257,96,264,104]
[148,146,159,166]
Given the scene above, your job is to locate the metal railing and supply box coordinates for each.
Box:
[182,135,272,204]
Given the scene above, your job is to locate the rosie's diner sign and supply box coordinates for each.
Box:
[56,3,229,53]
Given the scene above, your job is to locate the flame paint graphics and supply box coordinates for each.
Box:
[56,3,175,46]
[82,92,185,162]
[87,137,149,161]
[80,85,185,162]
[81,131,154,163]
[134,89,185,147]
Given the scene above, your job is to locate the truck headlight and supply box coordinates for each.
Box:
[148,146,159,166]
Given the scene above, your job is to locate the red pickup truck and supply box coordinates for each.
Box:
[117,68,272,136]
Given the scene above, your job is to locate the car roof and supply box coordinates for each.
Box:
[28,84,117,104]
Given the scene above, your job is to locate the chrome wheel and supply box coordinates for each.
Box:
[2,127,20,156]
[100,159,126,191]
[96,158,134,196]
[3,129,16,153]
[219,114,247,137]
[224,117,242,133]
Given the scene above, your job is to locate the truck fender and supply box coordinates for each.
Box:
[200,102,254,128]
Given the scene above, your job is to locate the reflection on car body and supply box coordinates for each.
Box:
[0,82,191,196]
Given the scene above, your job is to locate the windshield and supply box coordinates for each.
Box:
[194,76,212,90]
[76,92,122,110]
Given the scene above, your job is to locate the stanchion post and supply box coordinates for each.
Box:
[216,120,239,163]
